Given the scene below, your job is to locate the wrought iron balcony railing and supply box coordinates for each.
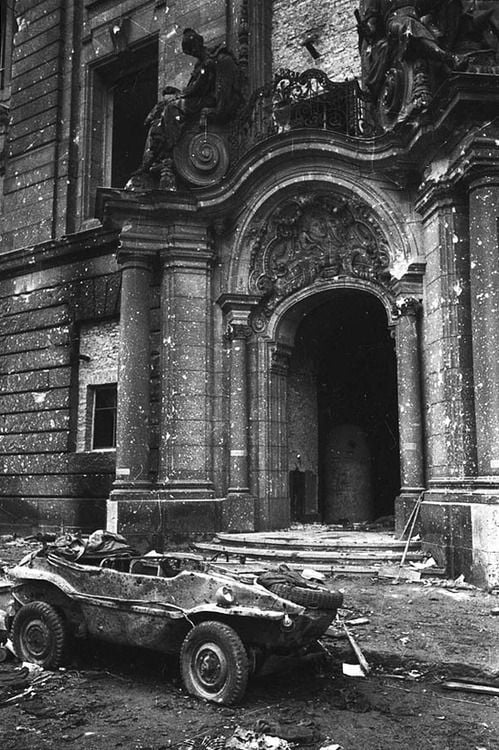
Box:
[229,68,370,165]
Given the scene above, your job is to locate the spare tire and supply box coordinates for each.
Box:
[266,583,343,610]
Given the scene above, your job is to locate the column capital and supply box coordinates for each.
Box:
[468,171,499,193]
[394,296,422,319]
[117,248,154,270]
[225,323,252,342]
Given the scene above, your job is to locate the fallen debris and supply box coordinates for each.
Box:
[342,662,366,678]
[378,564,421,582]
[343,623,370,675]
[225,726,292,750]
[345,617,369,626]
[441,679,499,697]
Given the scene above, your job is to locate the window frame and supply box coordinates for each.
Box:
[90,383,118,452]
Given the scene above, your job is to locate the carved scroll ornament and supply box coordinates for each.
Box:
[248,193,392,330]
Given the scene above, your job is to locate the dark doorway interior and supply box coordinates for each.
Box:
[288,290,400,523]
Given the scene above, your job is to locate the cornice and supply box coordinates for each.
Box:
[0,227,120,279]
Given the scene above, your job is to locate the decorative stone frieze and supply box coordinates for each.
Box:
[248,192,392,330]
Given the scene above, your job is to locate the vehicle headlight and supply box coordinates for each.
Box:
[216,585,236,607]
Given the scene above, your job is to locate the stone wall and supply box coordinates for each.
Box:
[0,231,119,531]
[272,0,360,80]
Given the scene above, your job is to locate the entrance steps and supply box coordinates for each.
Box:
[193,526,431,576]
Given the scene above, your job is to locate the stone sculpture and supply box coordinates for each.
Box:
[357,0,499,130]
[129,28,241,190]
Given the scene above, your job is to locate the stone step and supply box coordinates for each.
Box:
[215,531,421,552]
[194,541,424,565]
[192,527,431,576]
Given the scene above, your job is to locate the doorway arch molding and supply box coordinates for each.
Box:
[263,277,399,348]
[227,168,421,296]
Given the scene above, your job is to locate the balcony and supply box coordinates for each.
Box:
[229,68,370,164]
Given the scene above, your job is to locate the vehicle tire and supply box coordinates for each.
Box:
[266,583,343,610]
[11,601,68,669]
[180,620,249,705]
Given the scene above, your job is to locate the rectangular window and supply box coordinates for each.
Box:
[0,3,14,91]
[85,40,158,215]
[91,385,117,450]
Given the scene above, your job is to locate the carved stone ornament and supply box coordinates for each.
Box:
[173,130,230,187]
[357,0,499,132]
[248,192,392,325]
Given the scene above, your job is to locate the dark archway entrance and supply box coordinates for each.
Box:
[287,290,400,524]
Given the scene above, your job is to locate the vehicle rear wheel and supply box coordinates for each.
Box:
[180,621,249,705]
[11,601,68,669]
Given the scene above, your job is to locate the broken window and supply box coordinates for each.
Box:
[85,40,158,215]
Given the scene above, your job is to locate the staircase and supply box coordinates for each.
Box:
[193,525,432,576]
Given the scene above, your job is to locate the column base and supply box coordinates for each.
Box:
[397,481,499,589]
[394,488,425,537]
[156,480,215,500]
[107,488,223,550]
[223,492,256,532]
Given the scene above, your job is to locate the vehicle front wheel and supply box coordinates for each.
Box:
[11,601,68,669]
[180,621,249,705]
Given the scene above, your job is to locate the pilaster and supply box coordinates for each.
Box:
[218,294,259,531]
[158,223,216,498]
[416,180,477,481]
[394,297,425,501]
[113,249,153,492]
[469,173,499,477]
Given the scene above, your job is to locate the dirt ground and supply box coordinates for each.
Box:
[1,537,498,750]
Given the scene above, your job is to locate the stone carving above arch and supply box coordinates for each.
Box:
[248,191,392,331]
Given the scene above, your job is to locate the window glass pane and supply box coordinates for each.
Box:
[92,385,117,449]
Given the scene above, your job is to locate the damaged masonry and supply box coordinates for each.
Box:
[1,0,499,589]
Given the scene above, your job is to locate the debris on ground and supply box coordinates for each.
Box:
[0,663,67,708]
[224,726,292,750]
[343,624,370,675]
[345,617,369,626]
[441,679,499,696]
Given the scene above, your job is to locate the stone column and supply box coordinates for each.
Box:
[227,323,252,494]
[395,298,425,498]
[113,251,152,490]
[158,225,215,498]
[469,174,499,476]
[267,342,293,529]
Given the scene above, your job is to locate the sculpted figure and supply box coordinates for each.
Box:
[431,0,499,63]
[383,0,467,67]
[357,0,470,128]
[359,0,467,91]
[130,28,241,189]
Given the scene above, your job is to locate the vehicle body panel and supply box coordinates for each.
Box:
[8,553,335,654]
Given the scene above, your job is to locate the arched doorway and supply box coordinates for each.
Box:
[287,289,400,524]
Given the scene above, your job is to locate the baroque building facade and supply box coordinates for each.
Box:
[1,0,498,587]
